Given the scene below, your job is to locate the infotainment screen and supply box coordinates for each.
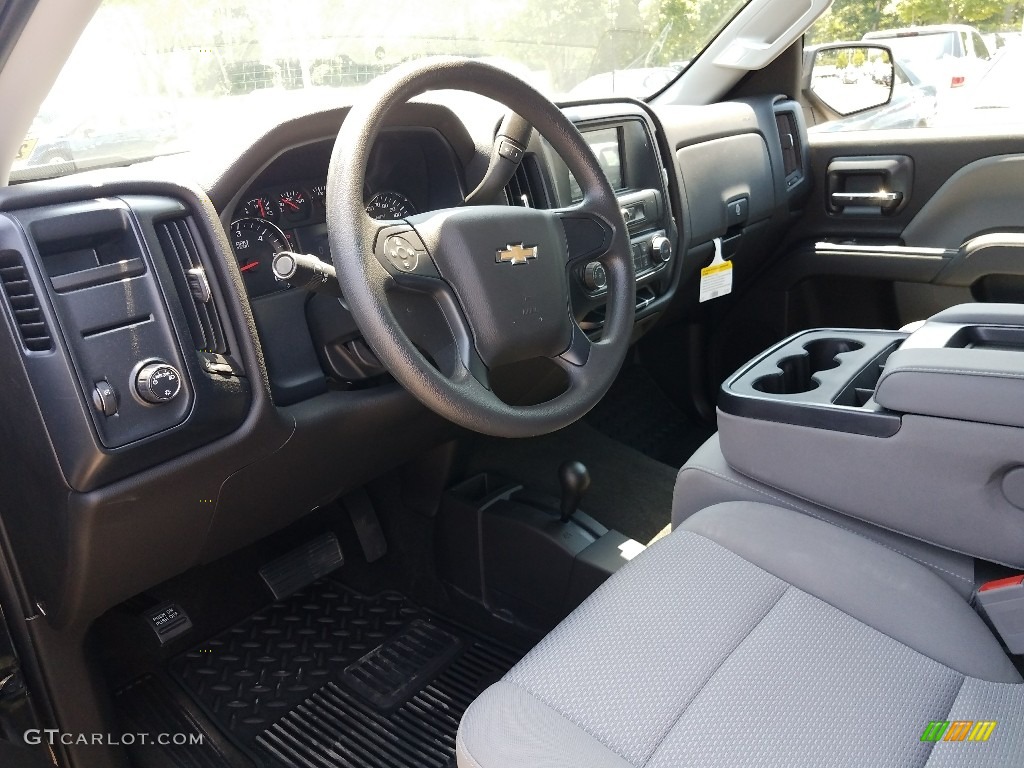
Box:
[569,126,624,201]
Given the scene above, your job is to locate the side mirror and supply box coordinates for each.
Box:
[804,44,895,120]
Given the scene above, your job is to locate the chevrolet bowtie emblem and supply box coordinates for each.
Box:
[497,243,538,265]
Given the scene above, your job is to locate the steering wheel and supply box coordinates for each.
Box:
[326,58,635,438]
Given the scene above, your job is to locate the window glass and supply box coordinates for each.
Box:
[806,2,1024,133]
[973,32,992,60]
[14,0,751,180]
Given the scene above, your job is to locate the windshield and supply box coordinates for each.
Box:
[14,0,748,180]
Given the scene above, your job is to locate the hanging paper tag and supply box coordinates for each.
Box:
[699,238,733,303]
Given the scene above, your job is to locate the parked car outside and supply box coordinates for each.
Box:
[14,107,179,170]
[863,25,992,106]
[309,55,388,87]
[931,36,1024,128]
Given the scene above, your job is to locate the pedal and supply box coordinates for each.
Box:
[343,488,388,563]
[259,532,344,600]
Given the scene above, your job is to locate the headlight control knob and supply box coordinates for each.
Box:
[651,235,673,264]
[583,261,608,291]
[135,362,182,404]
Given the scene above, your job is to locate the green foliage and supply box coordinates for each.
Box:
[807,0,893,44]
[894,0,1009,26]
[807,0,1020,44]
[644,0,746,63]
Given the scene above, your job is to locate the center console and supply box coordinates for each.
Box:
[715,303,1024,569]
[548,105,679,331]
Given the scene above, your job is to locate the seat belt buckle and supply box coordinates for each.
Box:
[976,575,1024,654]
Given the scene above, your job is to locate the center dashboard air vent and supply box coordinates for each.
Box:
[0,250,53,352]
[156,218,227,354]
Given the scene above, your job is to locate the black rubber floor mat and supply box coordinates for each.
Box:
[258,636,519,767]
[586,364,712,467]
[114,675,240,768]
[170,583,417,744]
[171,581,524,767]
[341,618,462,711]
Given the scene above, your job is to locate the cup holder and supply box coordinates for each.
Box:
[753,338,864,395]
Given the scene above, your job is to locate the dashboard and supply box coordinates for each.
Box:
[0,93,810,631]
[224,105,690,408]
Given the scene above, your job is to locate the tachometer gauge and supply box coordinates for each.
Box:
[278,189,312,224]
[365,190,416,220]
[229,218,290,297]
[241,195,279,224]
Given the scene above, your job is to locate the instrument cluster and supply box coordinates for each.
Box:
[230,180,417,298]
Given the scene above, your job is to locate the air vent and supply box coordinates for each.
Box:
[156,218,227,354]
[0,250,53,352]
[504,156,550,209]
[775,111,802,181]
[505,164,535,208]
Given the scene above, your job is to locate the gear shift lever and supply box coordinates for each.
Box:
[558,460,591,523]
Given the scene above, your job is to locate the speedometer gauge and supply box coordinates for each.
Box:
[230,218,290,297]
[365,191,415,220]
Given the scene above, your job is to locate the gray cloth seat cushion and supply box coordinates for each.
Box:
[457,501,1023,768]
[673,433,978,597]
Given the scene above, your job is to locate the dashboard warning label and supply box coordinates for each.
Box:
[699,238,733,303]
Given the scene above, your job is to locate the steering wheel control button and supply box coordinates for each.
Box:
[498,140,524,163]
[373,226,438,280]
[135,362,182,404]
[651,234,673,264]
[92,380,118,417]
[583,261,608,291]
[384,234,425,272]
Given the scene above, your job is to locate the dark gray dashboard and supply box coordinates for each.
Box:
[0,93,807,631]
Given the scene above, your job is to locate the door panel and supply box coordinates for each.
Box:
[791,130,1024,243]
[900,157,1024,249]
[775,130,1024,329]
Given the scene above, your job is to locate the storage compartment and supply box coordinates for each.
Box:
[676,133,774,246]
[31,201,148,292]
[715,304,1024,569]
[721,329,906,437]
[437,472,637,630]
[833,352,890,408]
[753,338,864,395]
[946,324,1024,352]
